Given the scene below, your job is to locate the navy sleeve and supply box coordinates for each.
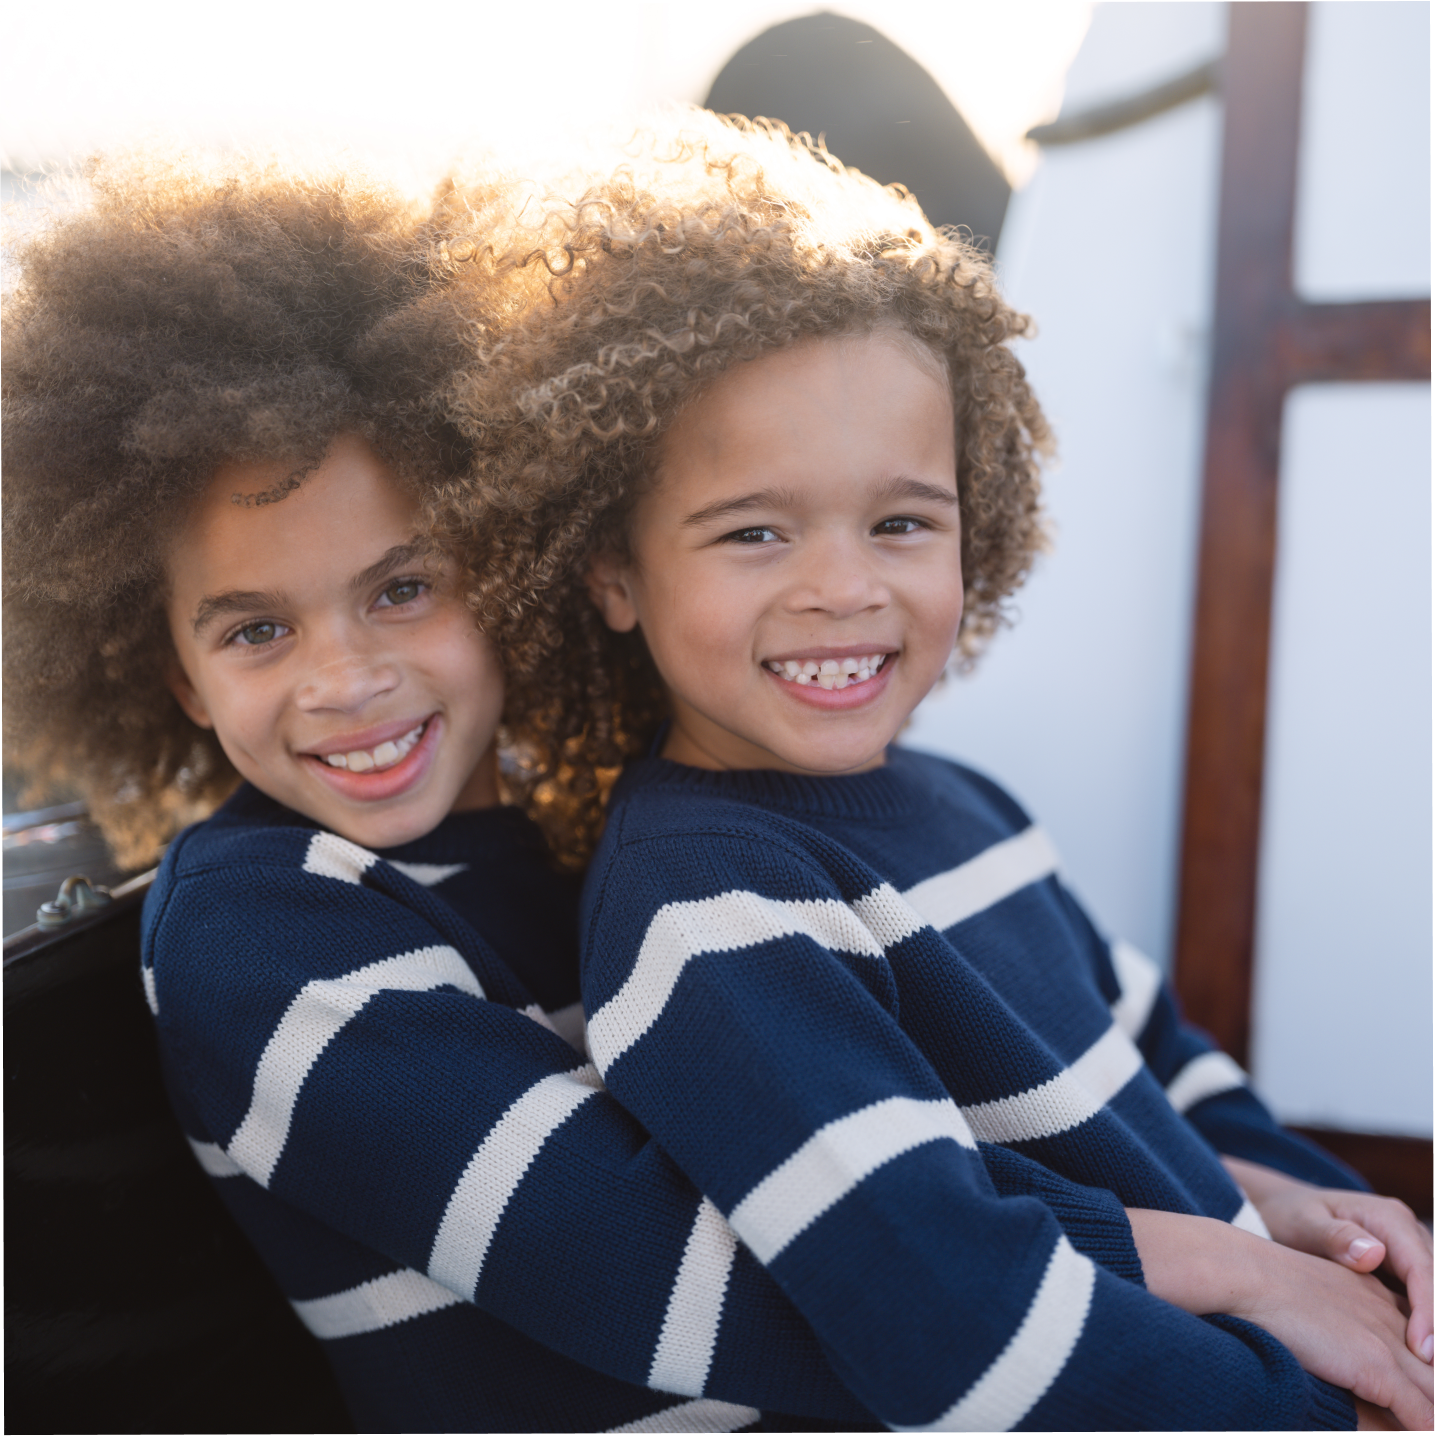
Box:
[979,1144,1145,1286]
[1074,894,1367,1191]
[944,753,1361,1192]
[582,826,1356,1430]
[143,829,871,1422]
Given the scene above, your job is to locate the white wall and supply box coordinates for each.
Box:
[1250,1,1431,1137]
[908,0,1432,1138]
[1294,0,1432,302]
[1253,383,1431,1135]
[907,2,1227,971]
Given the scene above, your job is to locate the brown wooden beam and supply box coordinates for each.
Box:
[1174,3,1310,1064]
[1291,1129,1434,1219]
[1280,299,1431,383]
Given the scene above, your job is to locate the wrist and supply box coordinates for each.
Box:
[1222,1154,1311,1205]
[1125,1207,1273,1317]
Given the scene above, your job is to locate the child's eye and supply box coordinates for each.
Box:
[873,516,927,536]
[376,578,427,607]
[229,620,289,648]
[722,526,781,545]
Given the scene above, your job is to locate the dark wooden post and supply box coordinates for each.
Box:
[1174,2,1430,1070]
[1174,2,1307,1066]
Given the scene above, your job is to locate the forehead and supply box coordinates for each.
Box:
[655,331,956,495]
[167,437,416,594]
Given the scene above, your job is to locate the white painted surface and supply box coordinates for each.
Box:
[908,2,1227,971]
[1251,386,1432,1136]
[909,1,1432,1137]
[1294,1,1431,302]
[1251,0,1432,1136]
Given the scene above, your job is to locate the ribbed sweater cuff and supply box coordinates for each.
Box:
[1041,1183,1145,1285]
[977,1144,1145,1285]
[1305,1377,1358,1430]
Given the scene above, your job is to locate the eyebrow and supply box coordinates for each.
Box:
[189,542,427,637]
[681,487,801,528]
[348,541,427,593]
[680,475,958,528]
[191,589,288,637]
[870,475,959,508]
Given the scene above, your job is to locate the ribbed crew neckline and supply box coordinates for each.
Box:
[615,747,940,823]
[216,782,545,861]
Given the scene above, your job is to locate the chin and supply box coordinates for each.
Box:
[323,802,439,852]
[773,742,888,776]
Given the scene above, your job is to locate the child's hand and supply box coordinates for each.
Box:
[1128,1208,1434,1430]
[1238,1240,1433,1429]
[1223,1156,1433,1365]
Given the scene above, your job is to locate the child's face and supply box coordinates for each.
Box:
[166,435,504,848]
[590,331,964,774]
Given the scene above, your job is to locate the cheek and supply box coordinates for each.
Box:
[194,679,280,777]
[448,620,506,715]
[903,559,965,649]
[209,683,248,731]
[638,561,760,659]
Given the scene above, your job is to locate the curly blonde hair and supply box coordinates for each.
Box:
[431,115,1053,867]
[2,151,525,867]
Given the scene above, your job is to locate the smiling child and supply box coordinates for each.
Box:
[441,116,1433,1431]
[2,152,908,1432]
[164,434,506,850]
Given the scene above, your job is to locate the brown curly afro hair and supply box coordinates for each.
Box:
[2,151,527,868]
[430,114,1054,868]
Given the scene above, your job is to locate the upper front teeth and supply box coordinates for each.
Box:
[767,655,887,689]
[323,723,425,771]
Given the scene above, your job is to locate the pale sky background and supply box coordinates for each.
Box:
[3,1,1092,189]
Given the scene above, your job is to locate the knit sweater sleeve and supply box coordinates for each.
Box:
[582,822,1356,1431]
[142,827,871,1421]
[1064,892,1367,1191]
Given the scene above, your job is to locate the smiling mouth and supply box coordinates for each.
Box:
[764,654,890,690]
[318,720,427,773]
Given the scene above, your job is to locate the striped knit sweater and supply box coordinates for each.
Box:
[146,784,902,1432]
[580,748,1362,1432]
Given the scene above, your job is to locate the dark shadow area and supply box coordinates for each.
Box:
[705,11,1011,249]
[5,895,352,1434]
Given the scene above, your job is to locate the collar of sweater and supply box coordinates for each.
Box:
[207,780,549,866]
[613,746,943,823]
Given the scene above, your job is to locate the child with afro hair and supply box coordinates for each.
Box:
[3,151,913,1432]
[434,114,1433,1431]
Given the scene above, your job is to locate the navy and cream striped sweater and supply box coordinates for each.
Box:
[580,747,1362,1432]
[146,784,901,1432]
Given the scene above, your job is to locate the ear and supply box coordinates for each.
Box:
[586,552,640,634]
[166,661,214,730]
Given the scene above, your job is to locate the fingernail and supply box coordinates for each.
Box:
[1348,1237,1380,1259]
[1421,1334,1432,1364]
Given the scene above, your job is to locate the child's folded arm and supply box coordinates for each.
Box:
[1059,884,1366,1190]
[581,829,1357,1431]
[143,852,872,1422]
[1127,1207,1432,1430]
[1068,887,1434,1369]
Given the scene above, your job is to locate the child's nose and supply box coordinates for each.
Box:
[785,533,891,618]
[294,647,402,714]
